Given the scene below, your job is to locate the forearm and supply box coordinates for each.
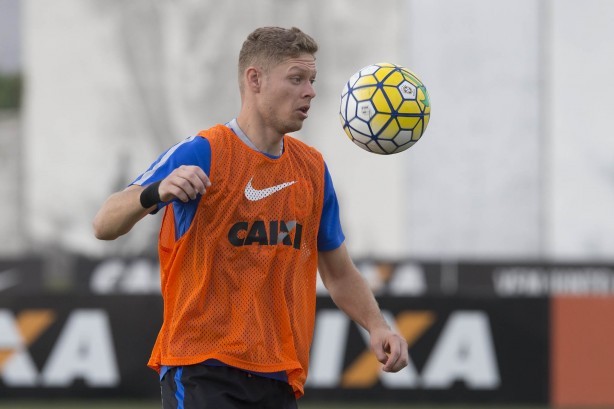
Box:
[93,186,154,240]
[319,245,389,333]
[326,270,389,333]
[319,244,409,372]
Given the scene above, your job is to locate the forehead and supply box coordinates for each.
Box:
[275,54,317,75]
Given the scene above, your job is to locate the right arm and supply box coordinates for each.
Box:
[93,165,210,240]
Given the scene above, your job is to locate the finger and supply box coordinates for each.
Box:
[382,339,402,372]
[178,166,210,194]
[372,341,389,366]
[178,165,209,186]
[172,176,199,200]
[168,184,191,202]
[160,166,210,202]
[395,347,410,372]
[193,169,211,192]
[192,166,211,188]
[184,172,207,196]
[388,352,409,372]
[383,336,408,372]
[159,179,182,203]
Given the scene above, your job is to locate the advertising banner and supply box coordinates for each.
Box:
[0,295,549,404]
[304,296,549,404]
[456,262,614,297]
[0,295,162,399]
[0,258,44,295]
[5,254,614,298]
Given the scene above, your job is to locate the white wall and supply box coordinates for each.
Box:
[22,0,410,256]
[549,0,614,260]
[402,0,542,259]
[20,0,614,260]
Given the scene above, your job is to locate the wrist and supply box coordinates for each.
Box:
[367,316,391,334]
[139,181,162,209]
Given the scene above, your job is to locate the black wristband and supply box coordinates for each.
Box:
[140,181,162,209]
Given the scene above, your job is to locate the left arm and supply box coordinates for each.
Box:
[318,243,409,372]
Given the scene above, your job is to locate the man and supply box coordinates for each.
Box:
[93,26,408,408]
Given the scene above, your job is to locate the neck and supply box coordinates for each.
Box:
[236,114,284,156]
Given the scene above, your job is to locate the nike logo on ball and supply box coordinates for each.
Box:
[244,177,296,201]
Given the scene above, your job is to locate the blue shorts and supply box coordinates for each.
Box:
[160,363,297,409]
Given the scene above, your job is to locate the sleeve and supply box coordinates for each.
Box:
[317,163,345,251]
[131,135,211,214]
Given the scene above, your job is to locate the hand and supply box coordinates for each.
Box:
[159,165,211,203]
[370,326,409,372]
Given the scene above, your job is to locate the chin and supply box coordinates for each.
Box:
[274,115,305,134]
[286,126,302,134]
[285,120,305,134]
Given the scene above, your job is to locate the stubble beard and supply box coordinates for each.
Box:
[275,115,304,135]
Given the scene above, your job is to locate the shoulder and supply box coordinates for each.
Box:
[165,134,211,164]
[178,134,211,150]
[131,134,212,185]
[197,124,233,143]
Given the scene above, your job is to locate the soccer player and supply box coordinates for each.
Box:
[93,26,408,408]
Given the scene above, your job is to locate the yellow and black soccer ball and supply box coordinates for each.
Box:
[340,62,431,154]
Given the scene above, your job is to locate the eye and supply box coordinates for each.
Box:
[290,77,301,84]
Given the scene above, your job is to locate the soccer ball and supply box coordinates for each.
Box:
[339,62,431,154]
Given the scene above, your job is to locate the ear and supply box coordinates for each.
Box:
[245,67,261,93]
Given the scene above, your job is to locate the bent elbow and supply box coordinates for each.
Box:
[92,217,118,241]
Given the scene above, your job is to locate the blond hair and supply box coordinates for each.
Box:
[238,27,318,93]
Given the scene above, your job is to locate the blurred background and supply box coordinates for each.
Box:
[1,0,613,408]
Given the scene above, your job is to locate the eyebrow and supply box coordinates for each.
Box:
[288,66,317,77]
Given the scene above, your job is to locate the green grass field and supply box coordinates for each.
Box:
[0,401,550,409]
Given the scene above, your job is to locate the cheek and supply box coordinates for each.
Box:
[261,83,294,115]
[268,89,292,111]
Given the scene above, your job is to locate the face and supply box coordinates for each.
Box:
[257,54,317,135]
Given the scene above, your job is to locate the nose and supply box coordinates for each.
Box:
[304,82,316,99]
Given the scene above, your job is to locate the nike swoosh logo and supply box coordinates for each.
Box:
[244,177,296,201]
